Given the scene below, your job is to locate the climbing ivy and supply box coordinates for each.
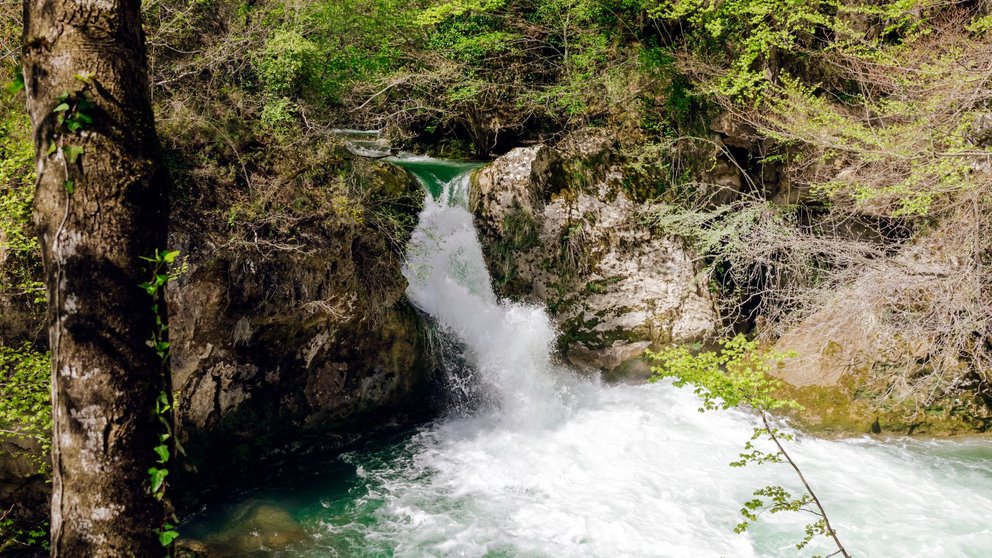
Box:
[138,248,182,553]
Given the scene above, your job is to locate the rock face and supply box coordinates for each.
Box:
[768,235,992,434]
[472,136,719,375]
[168,156,434,500]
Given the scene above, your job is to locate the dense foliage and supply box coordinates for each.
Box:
[1,0,991,548]
[0,343,50,461]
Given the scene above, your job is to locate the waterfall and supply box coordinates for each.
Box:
[378,160,992,557]
[188,158,992,558]
[401,162,586,429]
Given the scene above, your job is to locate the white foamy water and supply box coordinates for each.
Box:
[339,162,992,558]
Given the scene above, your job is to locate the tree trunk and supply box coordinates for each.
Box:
[21,0,171,554]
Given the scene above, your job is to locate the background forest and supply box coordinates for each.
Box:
[2,0,992,553]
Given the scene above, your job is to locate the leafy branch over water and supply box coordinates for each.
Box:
[648,336,851,557]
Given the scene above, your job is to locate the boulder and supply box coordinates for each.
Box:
[771,245,948,388]
[471,145,564,239]
[472,141,719,374]
[770,238,992,434]
[180,503,308,557]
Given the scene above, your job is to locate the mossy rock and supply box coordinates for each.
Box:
[778,373,992,437]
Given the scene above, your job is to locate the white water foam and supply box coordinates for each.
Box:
[341,165,992,557]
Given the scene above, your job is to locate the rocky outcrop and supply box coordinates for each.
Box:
[472,145,564,239]
[168,155,435,501]
[472,134,719,375]
[770,236,992,434]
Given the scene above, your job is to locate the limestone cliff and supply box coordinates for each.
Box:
[471,134,719,376]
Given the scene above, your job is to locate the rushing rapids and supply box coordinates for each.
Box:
[187,158,992,557]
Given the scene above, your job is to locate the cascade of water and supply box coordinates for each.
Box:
[386,161,992,557]
[188,158,992,558]
[401,164,583,429]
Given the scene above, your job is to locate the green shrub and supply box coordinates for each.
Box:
[258,29,320,95]
[0,343,51,471]
[259,96,298,138]
[0,106,41,298]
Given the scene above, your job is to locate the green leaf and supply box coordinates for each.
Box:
[63,145,84,164]
[148,467,168,494]
[53,103,70,113]
[158,528,180,547]
[163,250,181,263]
[63,180,74,195]
[153,444,170,463]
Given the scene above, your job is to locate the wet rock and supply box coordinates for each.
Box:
[168,156,435,502]
[472,140,719,374]
[180,503,308,557]
[567,341,651,373]
[175,539,212,558]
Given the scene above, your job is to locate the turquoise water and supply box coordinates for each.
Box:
[185,159,992,557]
[388,157,481,199]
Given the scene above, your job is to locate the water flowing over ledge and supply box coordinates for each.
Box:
[187,159,992,557]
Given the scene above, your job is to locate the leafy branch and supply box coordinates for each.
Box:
[648,336,851,557]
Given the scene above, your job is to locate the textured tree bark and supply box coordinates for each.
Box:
[21,0,171,555]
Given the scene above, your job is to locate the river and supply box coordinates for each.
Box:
[186,158,992,557]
